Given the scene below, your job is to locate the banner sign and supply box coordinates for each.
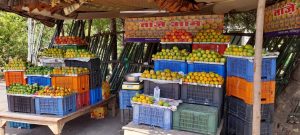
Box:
[125,15,224,42]
[264,0,300,36]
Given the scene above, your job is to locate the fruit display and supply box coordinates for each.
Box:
[187,49,226,63]
[193,30,230,43]
[35,86,73,97]
[160,29,193,42]
[4,59,26,70]
[131,94,154,104]
[183,72,224,85]
[7,83,42,95]
[40,48,65,58]
[52,67,89,75]
[55,36,87,45]
[26,66,53,75]
[65,49,96,58]
[224,44,264,57]
[151,47,189,60]
[141,69,183,81]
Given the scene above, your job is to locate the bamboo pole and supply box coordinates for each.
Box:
[253,0,266,134]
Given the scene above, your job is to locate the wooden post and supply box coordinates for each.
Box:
[110,18,118,69]
[253,0,266,134]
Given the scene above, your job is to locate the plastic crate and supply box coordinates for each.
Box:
[7,95,35,113]
[64,58,100,72]
[181,84,223,107]
[226,57,276,82]
[120,109,133,125]
[143,80,180,100]
[90,87,102,105]
[40,62,65,67]
[226,114,272,135]
[4,71,26,87]
[8,122,34,129]
[133,104,172,130]
[27,76,51,87]
[119,90,143,109]
[76,91,90,110]
[173,103,219,135]
[161,44,192,52]
[226,76,275,104]
[154,60,188,74]
[51,74,89,93]
[227,96,274,123]
[55,45,87,50]
[192,44,228,54]
[89,71,102,89]
[35,94,76,116]
[188,63,226,77]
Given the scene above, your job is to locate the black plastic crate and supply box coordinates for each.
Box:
[7,95,35,114]
[181,84,223,107]
[226,114,272,135]
[161,44,192,53]
[64,58,100,72]
[90,70,102,89]
[120,109,133,125]
[143,80,180,100]
[227,96,274,123]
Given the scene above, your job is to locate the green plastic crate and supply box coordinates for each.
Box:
[173,103,219,135]
[55,45,87,50]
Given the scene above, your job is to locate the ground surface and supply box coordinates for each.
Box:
[0,82,122,135]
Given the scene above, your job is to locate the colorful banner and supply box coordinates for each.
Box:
[264,0,300,35]
[125,15,224,42]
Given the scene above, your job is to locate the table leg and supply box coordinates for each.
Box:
[0,120,6,135]
[111,97,117,117]
[48,123,65,135]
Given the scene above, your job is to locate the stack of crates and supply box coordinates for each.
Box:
[65,58,102,106]
[119,82,143,125]
[225,57,276,135]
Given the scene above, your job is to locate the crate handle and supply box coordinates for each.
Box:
[261,76,267,79]
[261,98,267,101]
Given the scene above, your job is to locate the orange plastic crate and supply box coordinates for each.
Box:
[4,71,26,87]
[51,75,89,93]
[226,76,275,104]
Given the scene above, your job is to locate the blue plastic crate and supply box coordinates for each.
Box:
[133,104,172,130]
[35,94,76,116]
[227,57,276,82]
[90,87,102,105]
[188,63,226,77]
[27,76,51,86]
[8,121,34,129]
[119,90,143,109]
[154,60,187,74]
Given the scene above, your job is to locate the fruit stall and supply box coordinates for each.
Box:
[0,0,297,135]
[1,37,117,135]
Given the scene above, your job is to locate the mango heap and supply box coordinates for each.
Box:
[224,45,258,57]
[7,83,42,95]
[152,47,189,60]
[193,29,230,43]
[131,94,154,104]
[187,49,226,63]
[183,72,224,85]
[160,29,193,42]
[141,69,183,81]
[41,48,65,58]
[158,100,170,107]
[52,67,89,75]
[26,66,53,75]
[4,59,26,70]
[64,49,96,58]
[36,86,73,97]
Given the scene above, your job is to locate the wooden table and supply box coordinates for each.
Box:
[123,120,224,135]
[0,94,117,135]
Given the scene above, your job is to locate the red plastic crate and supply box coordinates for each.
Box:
[192,44,228,54]
[76,91,90,110]
[4,71,26,87]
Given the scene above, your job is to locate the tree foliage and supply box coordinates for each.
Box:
[0,12,28,66]
[224,10,256,33]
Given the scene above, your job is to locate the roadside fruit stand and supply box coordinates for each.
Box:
[1,37,117,135]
